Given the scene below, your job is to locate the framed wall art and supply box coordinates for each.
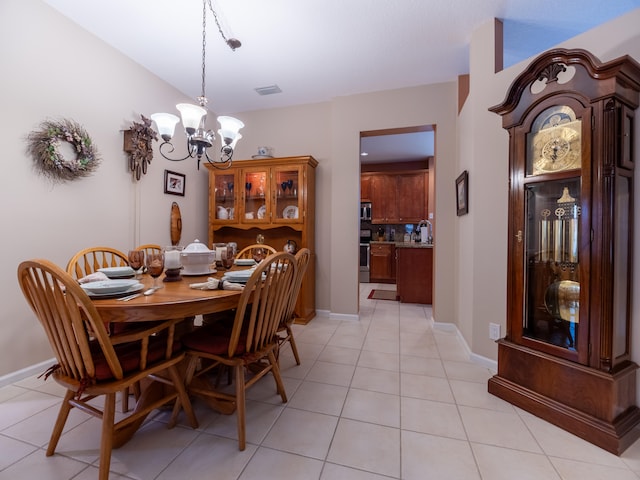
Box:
[456,170,468,216]
[164,170,185,196]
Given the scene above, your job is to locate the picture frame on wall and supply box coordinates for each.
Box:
[456,170,468,216]
[164,170,185,196]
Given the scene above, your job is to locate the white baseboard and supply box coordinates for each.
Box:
[434,321,497,372]
[469,352,498,373]
[329,311,359,322]
[0,358,54,388]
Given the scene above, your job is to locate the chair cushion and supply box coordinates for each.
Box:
[109,321,161,336]
[181,323,247,356]
[201,310,235,329]
[90,337,181,381]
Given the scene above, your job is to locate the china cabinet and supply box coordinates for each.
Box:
[207,155,317,323]
[488,49,640,454]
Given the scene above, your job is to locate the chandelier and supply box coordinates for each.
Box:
[151,0,244,169]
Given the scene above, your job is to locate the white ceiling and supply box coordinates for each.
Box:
[360,131,434,164]
[42,0,640,162]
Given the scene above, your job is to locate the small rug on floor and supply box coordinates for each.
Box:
[368,289,398,301]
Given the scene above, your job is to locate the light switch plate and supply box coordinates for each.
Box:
[489,323,501,340]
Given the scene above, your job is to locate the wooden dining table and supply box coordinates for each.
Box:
[90,271,246,446]
[92,272,243,324]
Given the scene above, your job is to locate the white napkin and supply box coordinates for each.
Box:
[78,272,109,284]
[189,277,220,290]
[189,277,245,291]
[221,281,245,291]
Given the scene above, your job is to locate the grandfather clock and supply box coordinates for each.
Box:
[488,49,640,454]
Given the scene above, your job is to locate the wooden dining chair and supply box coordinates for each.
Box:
[17,259,198,480]
[172,251,297,451]
[277,248,311,365]
[67,246,137,410]
[136,243,162,257]
[235,244,276,262]
[66,246,129,279]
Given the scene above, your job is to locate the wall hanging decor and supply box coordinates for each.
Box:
[455,170,468,216]
[164,169,185,196]
[123,114,158,181]
[170,202,182,246]
[26,118,101,182]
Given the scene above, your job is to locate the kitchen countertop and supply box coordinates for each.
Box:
[370,241,433,248]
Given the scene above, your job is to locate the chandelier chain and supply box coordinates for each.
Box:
[208,0,230,48]
[150,0,243,170]
[200,0,207,105]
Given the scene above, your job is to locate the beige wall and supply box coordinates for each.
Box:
[227,83,460,323]
[0,0,209,375]
[328,86,458,320]
[0,0,459,377]
[2,0,640,383]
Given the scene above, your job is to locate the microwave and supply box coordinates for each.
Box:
[360,202,372,221]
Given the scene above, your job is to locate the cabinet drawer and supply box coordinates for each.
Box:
[370,243,395,282]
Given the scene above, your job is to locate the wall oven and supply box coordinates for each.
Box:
[359,229,372,283]
[360,202,372,221]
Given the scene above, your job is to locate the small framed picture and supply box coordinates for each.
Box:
[164,170,185,196]
[456,170,469,216]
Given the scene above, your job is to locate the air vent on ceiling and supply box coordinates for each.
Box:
[255,85,282,96]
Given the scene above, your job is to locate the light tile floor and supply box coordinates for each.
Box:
[3,284,640,479]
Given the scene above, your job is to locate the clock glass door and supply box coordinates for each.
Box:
[524,178,581,355]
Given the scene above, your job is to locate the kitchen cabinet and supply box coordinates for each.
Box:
[396,173,427,222]
[207,155,317,323]
[360,175,371,202]
[488,49,640,454]
[370,175,396,223]
[396,246,432,304]
[367,171,428,223]
[370,242,395,283]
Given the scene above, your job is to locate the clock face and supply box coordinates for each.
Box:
[528,106,582,176]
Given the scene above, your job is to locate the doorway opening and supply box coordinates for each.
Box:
[358,125,436,303]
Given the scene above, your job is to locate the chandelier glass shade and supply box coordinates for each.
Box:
[150,0,244,169]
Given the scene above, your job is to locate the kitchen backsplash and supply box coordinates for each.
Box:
[361,221,424,242]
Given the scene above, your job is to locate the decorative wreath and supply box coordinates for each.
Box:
[26,118,101,182]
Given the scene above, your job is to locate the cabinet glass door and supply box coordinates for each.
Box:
[242,168,269,222]
[524,178,581,352]
[212,172,237,222]
[274,167,301,222]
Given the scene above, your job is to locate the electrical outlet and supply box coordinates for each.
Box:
[489,323,501,340]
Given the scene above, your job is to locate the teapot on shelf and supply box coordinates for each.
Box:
[216,205,228,219]
[283,239,297,254]
[217,206,234,219]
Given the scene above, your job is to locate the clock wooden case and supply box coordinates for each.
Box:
[488,49,640,454]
